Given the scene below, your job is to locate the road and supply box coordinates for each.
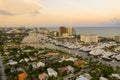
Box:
[0,54,7,80]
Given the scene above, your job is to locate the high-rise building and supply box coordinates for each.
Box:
[58,26,67,36]
[80,34,98,43]
[58,26,75,37]
[67,27,75,36]
[115,35,120,42]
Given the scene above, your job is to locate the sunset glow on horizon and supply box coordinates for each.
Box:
[0,0,120,27]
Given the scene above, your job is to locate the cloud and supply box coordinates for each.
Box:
[111,18,120,24]
[0,0,42,16]
[31,10,41,16]
[0,10,14,16]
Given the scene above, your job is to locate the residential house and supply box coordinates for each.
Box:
[38,73,48,80]
[74,59,85,68]
[66,65,75,73]
[99,77,108,80]
[32,63,38,69]
[76,75,89,80]
[111,74,120,79]
[47,68,57,77]
[84,73,92,80]
[60,67,68,73]
[46,52,58,56]
[7,60,18,65]
[18,73,28,80]
[63,57,78,62]
[37,62,45,67]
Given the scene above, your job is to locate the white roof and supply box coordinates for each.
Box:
[111,74,120,79]
[24,58,29,62]
[76,75,89,80]
[7,60,18,65]
[47,68,56,73]
[65,57,78,62]
[84,73,92,80]
[115,54,120,60]
[19,59,24,62]
[100,77,108,80]
[37,62,45,67]
[66,65,74,71]
[32,63,37,69]
[47,68,57,77]
[23,50,32,52]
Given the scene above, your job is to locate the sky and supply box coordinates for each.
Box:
[0,0,120,27]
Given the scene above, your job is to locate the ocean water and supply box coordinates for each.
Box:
[49,27,120,38]
[75,27,120,38]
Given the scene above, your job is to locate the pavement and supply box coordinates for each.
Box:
[0,54,7,80]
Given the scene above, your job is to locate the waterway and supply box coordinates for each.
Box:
[21,34,120,69]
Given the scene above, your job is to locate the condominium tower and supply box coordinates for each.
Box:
[115,35,120,42]
[80,34,98,43]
